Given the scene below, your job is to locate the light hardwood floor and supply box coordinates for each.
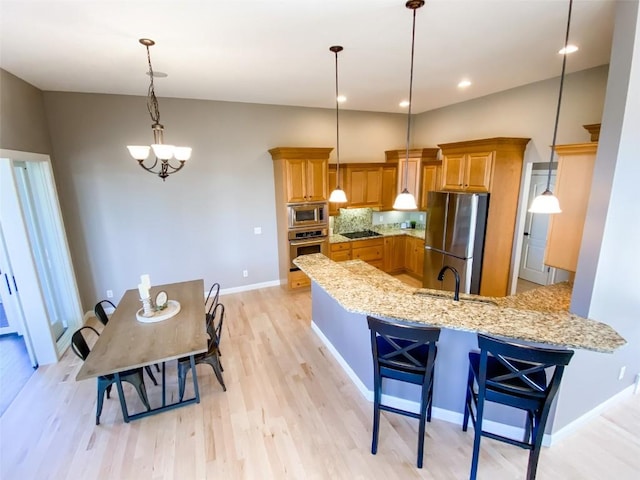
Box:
[1,285,639,479]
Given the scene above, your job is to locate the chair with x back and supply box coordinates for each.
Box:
[367,315,440,469]
[93,300,160,385]
[177,302,226,400]
[71,326,151,425]
[462,334,574,480]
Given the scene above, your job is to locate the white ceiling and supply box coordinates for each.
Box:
[0,0,615,114]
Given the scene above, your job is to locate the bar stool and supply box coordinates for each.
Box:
[462,334,574,480]
[367,315,440,468]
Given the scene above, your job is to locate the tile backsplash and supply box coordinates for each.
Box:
[331,208,426,233]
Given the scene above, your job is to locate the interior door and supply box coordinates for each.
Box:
[519,171,555,284]
[0,226,37,366]
[0,150,83,365]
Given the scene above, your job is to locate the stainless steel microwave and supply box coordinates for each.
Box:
[287,202,327,229]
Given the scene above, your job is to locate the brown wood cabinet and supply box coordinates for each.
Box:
[438,138,530,297]
[386,148,439,207]
[441,151,493,192]
[352,238,384,269]
[270,148,330,204]
[404,236,424,278]
[419,162,442,210]
[381,164,398,211]
[544,143,598,272]
[346,165,383,207]
[330,242,352,262]
[270,147,333,289]
[383,235,406,274]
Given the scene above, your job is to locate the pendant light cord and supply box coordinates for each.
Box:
[334,48,341,182]
[403,4,418,192]
[546,0,573,191]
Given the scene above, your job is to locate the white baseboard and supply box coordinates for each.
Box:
[547,384,635,446]
[217,280,281,296]
[311,320,632,447]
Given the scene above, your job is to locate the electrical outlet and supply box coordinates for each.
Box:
[378,214,384,222]
[242,270,248,278]
[106,290,113,298]
[254,227,262,235]
[419,214,424,221]
[618,366,626,380]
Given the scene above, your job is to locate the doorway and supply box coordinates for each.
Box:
[518,171,555,285]
[0,149,83,366]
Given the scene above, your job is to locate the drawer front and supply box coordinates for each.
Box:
[368,259,384,270]
[351,238,384,249]
[330,251,352,262]
[330,242,351,252]
[352,245,383,262]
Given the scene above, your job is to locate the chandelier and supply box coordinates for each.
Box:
[127,38,191,181]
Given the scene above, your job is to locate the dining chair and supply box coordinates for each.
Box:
[367,315,440,469]
[93,300,160,384]
[205,282,220,312]
[462,334,574,480]
[94,300,116,326]
[177,302,226,400]
[71,326,151,425]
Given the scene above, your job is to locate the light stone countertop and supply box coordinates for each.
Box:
[330,227,425,244]
[293,254,626,353]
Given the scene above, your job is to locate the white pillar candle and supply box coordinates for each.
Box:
[138,283,149,299]
[141,274,151,289]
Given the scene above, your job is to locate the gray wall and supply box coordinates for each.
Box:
[413,65,608,160]
[554,0,640,431]
[41,92,406,310]
[0,69,52,154]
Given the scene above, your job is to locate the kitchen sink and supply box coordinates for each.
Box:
[413,289,498,306]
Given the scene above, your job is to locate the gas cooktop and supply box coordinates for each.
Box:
[341,230,382,239]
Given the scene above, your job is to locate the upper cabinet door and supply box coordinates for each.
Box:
[285,158,307,203]
[441,153,465,191]
[465,151,493,192]
[306,158,328,202]
[419,163,441,210]
[346,165,383,207]
[381,165,397,211]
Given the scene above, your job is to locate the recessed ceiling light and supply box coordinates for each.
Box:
[458,79,472,88]
[399,100,410,108]
[337,95,347,103]
[559,44,579,54]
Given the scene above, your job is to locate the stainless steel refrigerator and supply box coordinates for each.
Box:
[422,192,489,294]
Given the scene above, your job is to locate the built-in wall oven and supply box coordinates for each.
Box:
[288,202,327,229]
[289,226,328,270]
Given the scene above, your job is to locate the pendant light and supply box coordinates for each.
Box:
[329,45,348,203]
[393,0,424,211]
[529,0,574,214]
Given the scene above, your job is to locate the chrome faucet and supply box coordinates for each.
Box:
[437,265,460,301]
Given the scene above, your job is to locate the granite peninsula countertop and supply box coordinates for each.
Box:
[294,254,626,353]
[330,227,425,244]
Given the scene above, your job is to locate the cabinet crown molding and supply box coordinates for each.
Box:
[385,147,439,162]
[439,137,530,153]
[269,147,333,160]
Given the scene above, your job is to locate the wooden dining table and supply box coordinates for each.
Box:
[76,279,209,422]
